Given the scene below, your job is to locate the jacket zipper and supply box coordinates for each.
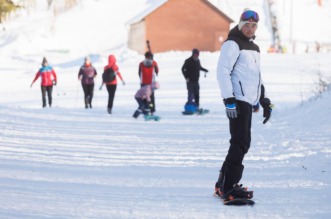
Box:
[239,81,245,96]
[255,72,261,103]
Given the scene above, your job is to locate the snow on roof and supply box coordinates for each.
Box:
[125,0,167,25]
[126,0,233,25]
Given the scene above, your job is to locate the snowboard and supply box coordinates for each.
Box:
[144,114,161,121]
[182,109,210,115]
[214,193,255,206]
[223,198,255,206]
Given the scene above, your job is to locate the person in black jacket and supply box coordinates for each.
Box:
[181,49,208,108]
[214,9,274,201]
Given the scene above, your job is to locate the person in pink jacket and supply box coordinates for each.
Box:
[101,55,125,114]
[78,56,97,109]
[133,81,160,118]
[30,57,57,108]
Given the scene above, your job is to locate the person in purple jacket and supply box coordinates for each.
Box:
[78,56,97,108]
[133,81,160,118]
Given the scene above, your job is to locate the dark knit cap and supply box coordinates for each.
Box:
[192,48,199,55]
[42,57,48,66]
[144,51,153,58]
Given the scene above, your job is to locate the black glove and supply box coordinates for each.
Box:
[224,97,237,119]
[260,98,273,124]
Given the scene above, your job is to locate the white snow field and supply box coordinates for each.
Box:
[0,0,331,218]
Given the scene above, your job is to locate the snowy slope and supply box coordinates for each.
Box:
[0,0,331,218]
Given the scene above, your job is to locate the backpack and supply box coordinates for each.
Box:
[102,67,116,83]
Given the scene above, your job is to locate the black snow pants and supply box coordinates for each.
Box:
[186,81,200,107]
[82,84,94,108]
[106,84,117,111]
[220,100,252,192]
[41,85,53,107]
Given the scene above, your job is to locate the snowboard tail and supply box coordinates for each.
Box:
[214,192,255,206]
[182,109,209,115]
[223,198,255,206]
[144,115,161,121]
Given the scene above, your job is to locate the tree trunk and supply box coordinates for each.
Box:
[47,0,53,9]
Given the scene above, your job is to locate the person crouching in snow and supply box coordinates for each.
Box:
[133,81,160,119]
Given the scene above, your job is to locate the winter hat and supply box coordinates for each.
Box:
[84,56,90,62]
[144,51,153,59]
[192,48,199,56]
[41,57,48,66]
[238,8,259,30]
[84,56,91,66]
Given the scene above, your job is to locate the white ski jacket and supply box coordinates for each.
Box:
[217,26,264,106]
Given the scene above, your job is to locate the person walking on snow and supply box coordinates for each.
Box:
[214,9,274,201]
[30,57,57,108]
[101,54,125,114]
[133,81,160,119]
[182,48,208,109]
[138,51,159,114]
[78,56,97,109]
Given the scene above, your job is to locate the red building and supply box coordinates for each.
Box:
[127,0,234,54]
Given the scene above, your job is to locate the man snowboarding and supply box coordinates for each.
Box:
[215,9,274,203]
[30,57,57,108]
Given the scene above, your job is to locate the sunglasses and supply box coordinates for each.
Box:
[241,10,259,22]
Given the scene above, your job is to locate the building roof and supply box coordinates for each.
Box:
[201,0,234,23]
[126,0,167,25]
[126,0,234,25]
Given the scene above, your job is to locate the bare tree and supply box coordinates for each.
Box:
[47,0,53,9]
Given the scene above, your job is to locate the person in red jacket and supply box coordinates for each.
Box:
[101,55,125,114]
[138,51,159,114]
[30,57,57,108]
[78,56,97,109]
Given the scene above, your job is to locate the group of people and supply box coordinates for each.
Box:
[31,55,125,113]
[30,48,209,117]
[31,8,274,202]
